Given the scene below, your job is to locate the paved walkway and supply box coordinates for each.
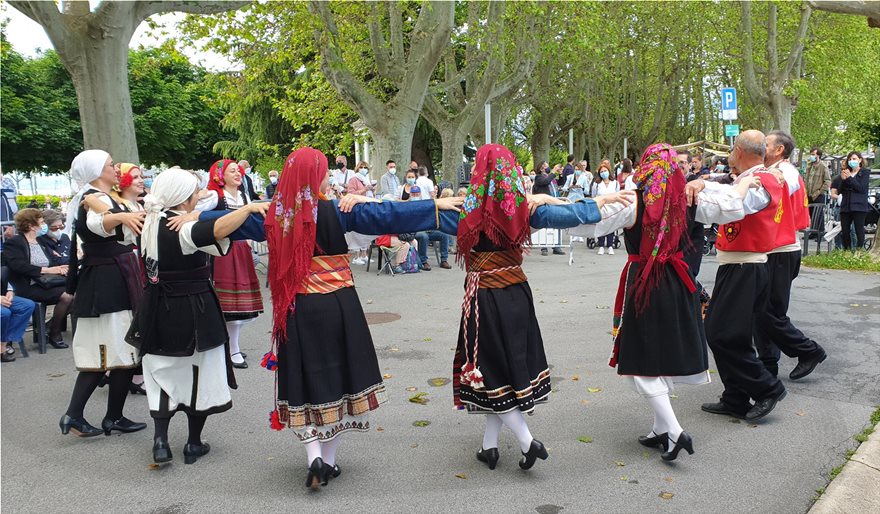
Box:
[1,247,878,513]
[810,427,880,514]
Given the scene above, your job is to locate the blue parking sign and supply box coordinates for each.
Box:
[721,88,737,120]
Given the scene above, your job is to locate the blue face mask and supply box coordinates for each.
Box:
[144,178,153,188]
[716,164,726,172]
[406,177,416,185]
[600,171,610,180]
[848,160,860,170]
[808,155,817,163]
[38,223,49,237]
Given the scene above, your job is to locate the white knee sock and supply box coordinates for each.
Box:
[305,440,322,465]
[482,414,503,450]
[320,436,342,466]
[498,410,534,452]
[645,393,683,442]
[226,322,242,362]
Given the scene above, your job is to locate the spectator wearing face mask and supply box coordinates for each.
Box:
[401,170,419,200]
[265,170,279,199]
[39,209,71,265]
[416,166,435,199]
[332,155,353,196]
[347,161,375,198]
[838,151,871,250]
[591,161,620,255]
[381,160,401,198]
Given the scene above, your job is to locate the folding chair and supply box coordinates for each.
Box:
[801,203,830,256]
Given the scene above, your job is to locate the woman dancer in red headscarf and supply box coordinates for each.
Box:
[455,144,634,471]
[198,160,263,369]
[588,143,711,461]
[264,148,463,490]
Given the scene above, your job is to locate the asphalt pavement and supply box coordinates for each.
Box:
[1,243,878,513]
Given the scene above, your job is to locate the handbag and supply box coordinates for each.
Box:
[33,273,66,289]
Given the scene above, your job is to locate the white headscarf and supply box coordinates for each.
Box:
[141,168,199,280]
[67,149,110,234]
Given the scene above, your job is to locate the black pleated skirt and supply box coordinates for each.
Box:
[453,281,551,414]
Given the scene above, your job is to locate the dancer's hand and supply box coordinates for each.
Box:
[81,193,110,213]
[734,175,763,199]
[249,202,271,217]
[113,211,146,235]
[768,168,785,184]
[685,179,706,207]
[527,194,567,215]
[338,194,378,213]
[596,190,636,209]
[166,211,200,232]
[435,196,463,212]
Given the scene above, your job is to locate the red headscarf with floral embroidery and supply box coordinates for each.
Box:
[630,142,688,312]
[207,159,237,200]
[456,144,530,263]
[265,148,327,344]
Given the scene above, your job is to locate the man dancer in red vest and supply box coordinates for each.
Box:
[686,130,789,421]
[754,131,826,380]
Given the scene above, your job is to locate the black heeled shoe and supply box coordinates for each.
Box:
[638,432,669,450]
[661,431,694,461]
[153,438,172,463]
[101,416,148,435]
[323,462,341,480]
[476,447,500,470]
[305,457,328,490]
[183,442,211,464]
[519,439,549,470]
[59,415,102,437]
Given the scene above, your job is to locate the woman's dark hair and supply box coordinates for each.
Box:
[714,156,729,166]
[810,147,823,158]
[846,151,863,168]
[621,158,633,174]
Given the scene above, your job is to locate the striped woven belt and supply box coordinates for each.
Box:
[459,250,527,390]
[296,254,354,295]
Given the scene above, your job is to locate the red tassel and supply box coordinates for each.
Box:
[269,410,285,431]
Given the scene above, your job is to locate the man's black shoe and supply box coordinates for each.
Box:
[745,389,787,421]
[790,351,826,380]
[701,401,748,419]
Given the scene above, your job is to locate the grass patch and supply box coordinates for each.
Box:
[801,250,880,272]
[813,406,880,503]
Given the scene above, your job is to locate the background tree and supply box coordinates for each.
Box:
[7,0,248,163]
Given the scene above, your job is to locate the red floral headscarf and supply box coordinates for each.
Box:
[456,144,530,263]
[265,148,328,345]
[207,159,237,199]
[630,142,688,311]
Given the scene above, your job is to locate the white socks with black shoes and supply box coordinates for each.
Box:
[226,321,245,365]
[645,393,684,444]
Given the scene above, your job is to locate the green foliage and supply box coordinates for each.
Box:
[15,195,63,208]
[1,27,82,173]
[801,250,880,272]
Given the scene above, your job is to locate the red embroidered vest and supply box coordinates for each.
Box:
[792,175,811,230]
[716,170,791,253]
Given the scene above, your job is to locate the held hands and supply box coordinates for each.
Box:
[165,211,201,232]
[734,175,762,200]
[338,194,379,213]
[527,194,568,215]
[768,168,785,184]
[594,190,636,210]
[435,196,463,212]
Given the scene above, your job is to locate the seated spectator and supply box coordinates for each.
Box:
[375,234,420,274]
[401,171,419,200]
[457,187,468,198]
[408,189,451,270]
[439,188,453,198]
[2,266,36,362]
[3,208,74,348]
[40,209,71,265]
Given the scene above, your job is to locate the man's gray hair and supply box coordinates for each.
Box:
[735,132,766,158]
[767,130,796,159]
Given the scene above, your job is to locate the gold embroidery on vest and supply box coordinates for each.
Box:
[774,200,784,224]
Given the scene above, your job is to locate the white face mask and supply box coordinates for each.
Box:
[269,176,278,184]
[359,168,369,175]
[48,229,63,240]
[389,167,397,174]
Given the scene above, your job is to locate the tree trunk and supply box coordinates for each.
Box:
[64,35,139,163]
[769,92,794,133]
[531,113,552,167]
[371,117,419,182]
[439,129,467,187]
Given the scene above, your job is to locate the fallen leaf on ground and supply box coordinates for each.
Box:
[147,463,161,470]
[620,475,628,481]
[729,419,741,424]
[560,299,568,303]
[669,394,678,399]
[47,373,65,378]
[577,436,593,444]
[412,420,431,427]
[571,375,580,381]
[795,411,806,417]
[749,424,758,428]
[539,300,545,303]
[428,377,451,387]
[708,369,717,374]
[406,386,418,392]
[849,303,860,307]
[366,299,374,304]
[615,461,625,467]
[595,305,609,309]
[663,476,673,483]
[409,392,429,405]
[455,473,467,479]
[423,337,432,342]
[580,400,591,406]
[267,457,274,461]
[411,443,419,448]
[376,427,384,432]
[642,451,650,458]
[659,492,674,500]
[382,374,393,379]
[389,346,400,352]
[587,387,602,393]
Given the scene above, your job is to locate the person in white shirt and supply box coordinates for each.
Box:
[592,161,620,254]
[415,166,435,200]
[331,156,353,197]
[379,160,401,198]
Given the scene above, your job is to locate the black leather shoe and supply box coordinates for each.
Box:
[746,389,787,421]
[790,352,826,380]
[1,353,15,363]
[239,352,247,359]
[661,431,694,461]
[638,432,669,450]
[552,248,565,255]
[476,447,500,470]
[59,415,103,437]
[305,457,328,490]
[183,442,211,464]
[153,438,172,463]
[129,382,147,395]
[701,401,748,419]
[101,416,148,435]
[328,464,341,479]
[231,353,248,369]
[519,439,548,470]
[48,339,69,349]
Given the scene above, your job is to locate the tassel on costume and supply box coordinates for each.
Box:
[269,410,284,431]
[261,351,278,371]
[460,363,485,390]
